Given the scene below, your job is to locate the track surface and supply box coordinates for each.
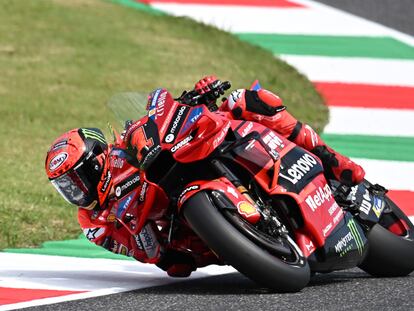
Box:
[25,269,414,311]
[16,1,414,310]
[19,2,414,310]
[314,0,414,36]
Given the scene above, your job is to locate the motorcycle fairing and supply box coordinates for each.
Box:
[177,177,261,224]
[307,212,367,272]
[109,147,169,235]
[228,120,345,249]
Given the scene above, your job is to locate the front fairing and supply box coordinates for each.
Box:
[109,147,169,235]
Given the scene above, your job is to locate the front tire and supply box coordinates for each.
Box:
[183,191,310,292]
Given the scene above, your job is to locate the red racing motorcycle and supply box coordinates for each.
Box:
[107,81,414,292]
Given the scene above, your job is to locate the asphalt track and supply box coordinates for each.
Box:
[314,0,414,36]
[22,2,414,310]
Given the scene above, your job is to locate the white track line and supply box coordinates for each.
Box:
[0,253,235,310]
[352,158,414,191]
[151,2,414,46]
[293,0,414,47]
[280,55,414,87]
[324,107,414,137]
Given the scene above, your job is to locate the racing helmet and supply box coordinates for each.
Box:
[45,128,110,209]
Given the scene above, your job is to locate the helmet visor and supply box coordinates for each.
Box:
[51,162,96,207]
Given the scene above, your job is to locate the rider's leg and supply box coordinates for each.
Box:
[220,89,365,186]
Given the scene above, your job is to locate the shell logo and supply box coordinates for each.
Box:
[237,201,260,223]
[49,152,68,171]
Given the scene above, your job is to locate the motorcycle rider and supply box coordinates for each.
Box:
[45,76,365,277]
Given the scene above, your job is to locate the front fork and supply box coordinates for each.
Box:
[210,159,256,206]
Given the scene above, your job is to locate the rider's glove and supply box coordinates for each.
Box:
[195,75,219,95]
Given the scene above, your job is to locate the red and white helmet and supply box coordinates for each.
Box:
[45,128,111,209]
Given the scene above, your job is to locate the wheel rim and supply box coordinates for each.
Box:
[222,209,305,266]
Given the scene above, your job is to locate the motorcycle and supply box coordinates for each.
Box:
[107,81,414,292]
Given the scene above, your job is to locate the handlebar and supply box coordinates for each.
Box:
[178,80,231,106]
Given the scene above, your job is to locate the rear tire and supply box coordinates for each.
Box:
[358,194,414,277]
[183,192,310,292]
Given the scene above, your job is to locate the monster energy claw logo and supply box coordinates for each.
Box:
[347,218,364,255]
[81,128,106,144]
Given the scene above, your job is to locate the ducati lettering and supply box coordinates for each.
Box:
[163,106,190,143]
[115,173,140,198]
[170,135,193,153]
[305,184,332,212]
[359,189,371,215]
[279,153,317,185]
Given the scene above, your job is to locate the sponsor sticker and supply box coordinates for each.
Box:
[163,105,190,144]
[237,201,259,218]
[115,173,140,198]
[178,185,200,205]
[50,140,68,151]
[213,122,231,148]
[359,189,372,215]
[100,170,112,193]
[139,182,148,202]
[279,153,318,185]
[49,152,68,171]
[372,196,385,218]
[334,231,354,257]
[263,131,284,150]
[170,135,193,153]
[181,107,203,133]
[83,227,105,241]
[305,184,332,212]
[116,194,134,218]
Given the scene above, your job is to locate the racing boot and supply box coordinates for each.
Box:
[221,88,365,186]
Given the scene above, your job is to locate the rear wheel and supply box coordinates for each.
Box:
[358,190,414,277]
[183,191,310,292]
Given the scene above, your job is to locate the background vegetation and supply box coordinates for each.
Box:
[0,0,327,248]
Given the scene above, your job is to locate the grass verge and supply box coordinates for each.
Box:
[0,0,327,249]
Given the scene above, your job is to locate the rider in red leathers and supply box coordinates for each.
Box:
[45,76,365,277]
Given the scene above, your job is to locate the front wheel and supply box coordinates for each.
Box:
[183,191,310,292]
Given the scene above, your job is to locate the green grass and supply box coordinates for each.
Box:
[0,0,327,249]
